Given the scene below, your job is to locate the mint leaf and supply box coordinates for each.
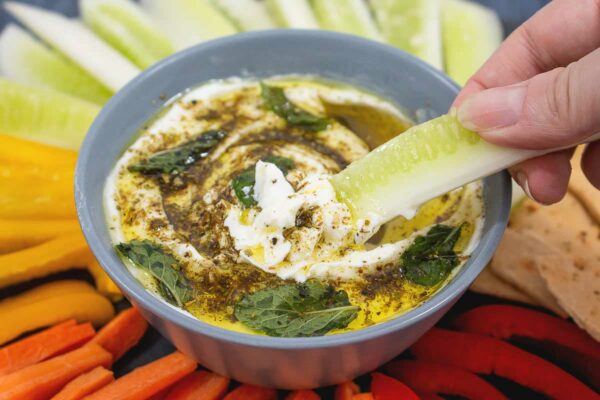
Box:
[261,83,330,131]
[234,280,359,337]
[116,240,193,307]
[129,130,226,175]
[401,224,462,287]
[231,155,295,208]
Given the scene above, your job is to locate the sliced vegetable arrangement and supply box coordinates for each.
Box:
[1,302,598,398]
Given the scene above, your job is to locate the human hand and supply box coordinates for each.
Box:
[453,0,600,204]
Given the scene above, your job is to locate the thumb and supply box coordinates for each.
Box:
[457,48,600,150]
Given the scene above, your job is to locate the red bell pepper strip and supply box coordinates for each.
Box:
[371,372,419,400]
[335,381,360,400]
[286,389,320,400]
[385,359,507,400]
[453,305,600,359]
[411,328,599,400]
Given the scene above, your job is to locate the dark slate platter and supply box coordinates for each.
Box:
[6,2,593,399]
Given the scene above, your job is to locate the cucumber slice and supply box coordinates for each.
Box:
[370,0,443,69]
[266,0,319,29]
[0,79,100,149]
[0,25,112,104]
[331,114,538,223]
[214,0,276,31]
[80,0,175,69]
[4,1,140,92]
[139,0,237,50]
[442,0,503,85]
[311,0,383,40]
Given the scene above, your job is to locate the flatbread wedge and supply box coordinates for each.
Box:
[490,229,567,317]
[470,264,539,305]
[536,248,600,342]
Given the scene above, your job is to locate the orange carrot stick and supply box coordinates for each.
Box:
[89,308,148,361]
[286,389,320,400]
[0,320,95,376]
[51,367,114,400]
[83,351,196,400]
[223,384,277,400]
[352,394,374,400]
[164,370,230,400]
[0,344,112,400]
[335,381,360,400]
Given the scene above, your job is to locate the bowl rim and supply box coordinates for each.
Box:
[76,29,511,350]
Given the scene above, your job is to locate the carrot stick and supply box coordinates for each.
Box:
[286,389,320,400]
[411,328,599,400]
[222,384,277,400]
[385,359,507,400]
[89,308,148,361]
[0,320,95,376]
[370,373,419,400]
[164,370,230,400]
[453,305,600,360]
[352,394,373,400]
[83,351,196,400]
[334,381,360,400]
[51,367,114,400]
[0,343,112,400]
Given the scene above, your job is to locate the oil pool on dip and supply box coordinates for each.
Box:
[105,77,484,337]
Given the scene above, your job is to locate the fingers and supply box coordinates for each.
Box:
[457,48,600,150]
[454,0,600,107]
[510,149,573,204]
[582,142,600,190]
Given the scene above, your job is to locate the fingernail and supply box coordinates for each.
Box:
[515,171,534,199]
[458,84,527,131]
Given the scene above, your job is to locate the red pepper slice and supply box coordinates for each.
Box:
[453,305,600,359]
[385,359,507,400]
[371,372,419,400]
[411,328,599,400]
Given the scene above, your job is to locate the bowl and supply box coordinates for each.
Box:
[76,30,511,389]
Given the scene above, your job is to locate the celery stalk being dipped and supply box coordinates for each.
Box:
[330,114,600,224]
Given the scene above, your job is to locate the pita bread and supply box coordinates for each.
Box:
[510,194,600,274]
[470,265,539,305]
[536,248,600,342]
[490,229,567,317]
[569,146,600,224]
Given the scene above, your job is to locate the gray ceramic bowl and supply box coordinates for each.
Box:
[76,30,510,389]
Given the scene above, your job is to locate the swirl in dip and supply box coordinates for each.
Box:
[105,77,484,337]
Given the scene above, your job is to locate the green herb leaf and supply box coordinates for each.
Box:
[129,130,226,175]
[261,83,330,131]
[231,156,295,208]
[401,224,462,287]
[115,240,193,307]
[234,280,359,337]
